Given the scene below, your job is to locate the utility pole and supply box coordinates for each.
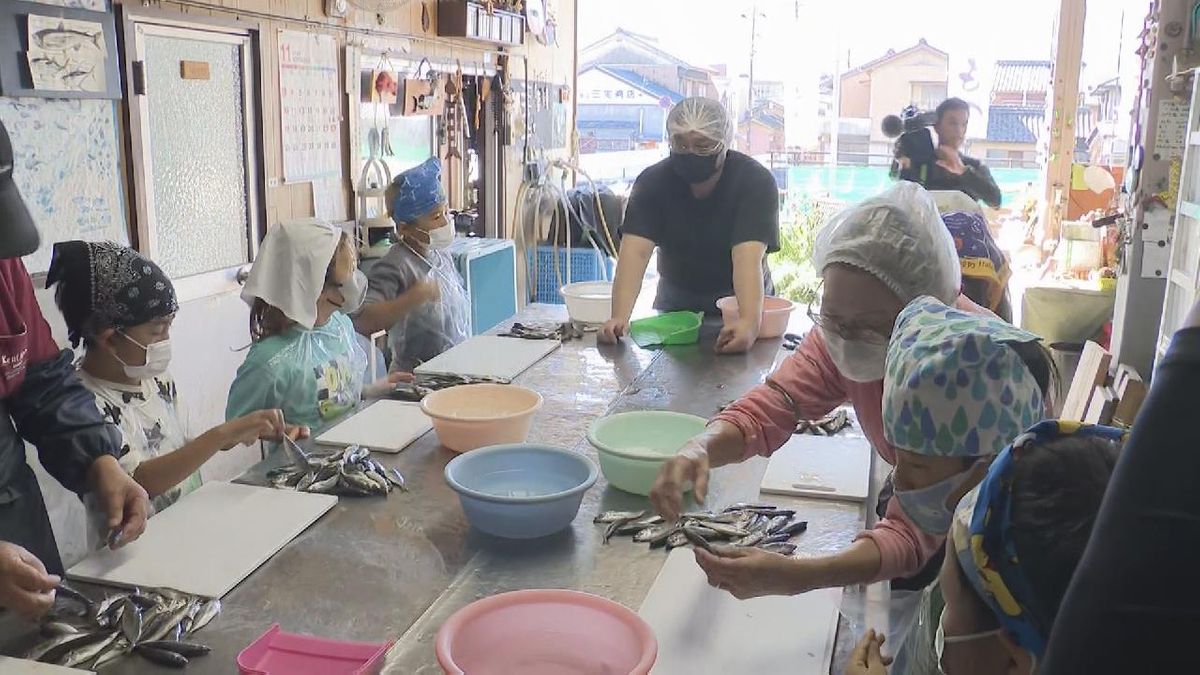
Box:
[747,2,758,114]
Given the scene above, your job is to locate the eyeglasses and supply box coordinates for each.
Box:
[669,138,723,156]
[805,282,892,345]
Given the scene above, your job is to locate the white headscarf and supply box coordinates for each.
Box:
[242,219,341,330]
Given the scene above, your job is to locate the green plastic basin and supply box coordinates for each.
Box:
[628,312,703,347]
[586,411,708,495]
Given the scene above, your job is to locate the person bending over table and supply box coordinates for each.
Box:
[651,183,986,596]
[0,119,149,621]
[686,297,1051,606]
[599,97,780,354]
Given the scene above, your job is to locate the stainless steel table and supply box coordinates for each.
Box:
[2,305,879,673]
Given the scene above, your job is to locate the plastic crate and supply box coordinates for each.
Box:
[531,245,615,304]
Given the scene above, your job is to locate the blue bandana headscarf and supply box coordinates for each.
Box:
[391,157,445,225]
[950,420,1128,658]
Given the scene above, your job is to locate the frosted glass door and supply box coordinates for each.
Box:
[129,24,258,282]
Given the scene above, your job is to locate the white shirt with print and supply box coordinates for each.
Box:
[78,370,200,549]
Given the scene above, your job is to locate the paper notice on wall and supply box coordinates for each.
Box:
[1155,100,1189,160]
[311,177,345,221]
[278,30,342,183]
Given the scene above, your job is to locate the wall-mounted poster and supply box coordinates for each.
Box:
[278,30,342,183]
[0,0,121,100]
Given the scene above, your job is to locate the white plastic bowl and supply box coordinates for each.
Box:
[560,281,613,326]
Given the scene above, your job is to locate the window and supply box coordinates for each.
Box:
[911,82,948,112]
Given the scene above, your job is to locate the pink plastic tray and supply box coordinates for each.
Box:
[236,624,394,675]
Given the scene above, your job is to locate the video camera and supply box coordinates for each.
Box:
[882,105,938,181]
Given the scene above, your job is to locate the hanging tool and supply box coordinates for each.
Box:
[443,64,464,160]
[477,74,491,129]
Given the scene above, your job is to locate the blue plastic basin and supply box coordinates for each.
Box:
[444,444,599,539]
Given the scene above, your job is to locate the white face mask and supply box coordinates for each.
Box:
[335,270,368,314]
[425,223,455,250]
[934,607,1010,675]
[115,332,172,380]
[821,327,888,382]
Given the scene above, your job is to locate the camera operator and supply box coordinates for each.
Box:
[891,98,1002,208]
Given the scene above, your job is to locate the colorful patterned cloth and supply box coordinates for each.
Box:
[391,156,445,224]
[950,420,1128,657]
[884,296,1044,457]
[942,211,1011,310]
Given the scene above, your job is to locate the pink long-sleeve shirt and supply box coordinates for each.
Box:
[713,294,990,582]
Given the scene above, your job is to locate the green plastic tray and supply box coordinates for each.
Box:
[629,311,703,347]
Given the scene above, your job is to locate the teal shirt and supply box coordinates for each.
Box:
[226,312,366,431]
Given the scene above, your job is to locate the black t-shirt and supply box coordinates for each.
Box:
[621,150,780,313]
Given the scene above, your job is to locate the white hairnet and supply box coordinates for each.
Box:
[813,182,961,304]
[666,97,734,153]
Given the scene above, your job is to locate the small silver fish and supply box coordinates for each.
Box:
[38,630,109,665]
[141,602,192,644]
[120,598,142,645]
[60,631,120,668]
[187,599,220,636]
[699,521,750,539]
[135,644,189,667]
[594,510,647,524]
[40,621,81,638]
[734,531,766,547]
[386,467,408,491]
[665,531,689,549]
[760,542,798,556]
[92,637,130,669]
[682,525,717,554]
[306,473,341,493]
[633,523,675,544]
[139,640,212,657]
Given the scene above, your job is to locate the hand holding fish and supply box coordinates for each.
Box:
[0,542,59,621]
[692,545,814,600]
[86,456,149,549]
[650,440,711,522]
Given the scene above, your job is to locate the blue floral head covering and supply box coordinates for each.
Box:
[391,157,445,225]
[951,420,1128,658]
[884,296,1044,457]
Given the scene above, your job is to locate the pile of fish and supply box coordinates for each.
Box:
[26,584,219,670]
[390,373,511,402]
[499,321,583,342]
[595,503,808,556]
[267,445,407,496]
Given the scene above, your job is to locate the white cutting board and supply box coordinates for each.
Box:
[759,435,872,502]
[315,400,431,453]
[68,482,335,598]
[0,658,92,673]
[413,336,559,380]
[638,549,842,675]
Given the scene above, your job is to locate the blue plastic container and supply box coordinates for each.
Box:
[444,444,598,539]
[531,245,615,304]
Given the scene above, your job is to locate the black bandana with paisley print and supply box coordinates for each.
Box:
[46,241,178,347]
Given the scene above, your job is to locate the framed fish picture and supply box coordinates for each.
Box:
[0,0,121,100]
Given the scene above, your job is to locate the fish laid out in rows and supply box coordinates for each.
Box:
[595,503,808,556]
[267,444,407,496]
[389,372,511,402]
[27,584,219,670]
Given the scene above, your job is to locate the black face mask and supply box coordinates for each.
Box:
[669,151,721,184]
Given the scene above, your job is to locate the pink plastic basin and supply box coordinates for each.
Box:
[436,589,657,675]
[421,383,544,453]
[715,295,796,339]
[236,624,393,675]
